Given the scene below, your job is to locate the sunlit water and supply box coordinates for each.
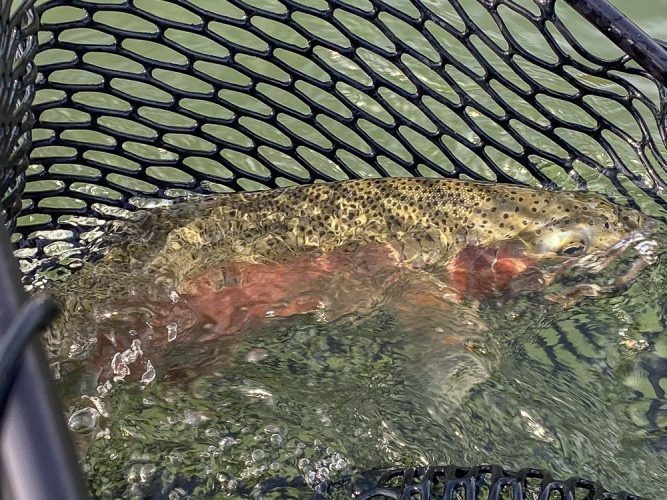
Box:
[47,238,667,499]
[26,1,667,498]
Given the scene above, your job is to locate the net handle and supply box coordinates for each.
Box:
[565,0,667,87]
[0,220,89,500]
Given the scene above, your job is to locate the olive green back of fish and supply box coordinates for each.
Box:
[142,178,644,282]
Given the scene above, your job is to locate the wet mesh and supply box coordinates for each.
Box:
[1,2,666,497]
[312,465,642,499]
[12,0,667,276]
[0,1,38,234]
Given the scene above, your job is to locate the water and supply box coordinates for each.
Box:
[45,228,667,499]
[25,0,667,498]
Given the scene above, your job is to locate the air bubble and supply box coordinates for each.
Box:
[246,348,269,362]
[68,407,100,432]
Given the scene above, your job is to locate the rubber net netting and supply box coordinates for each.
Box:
[0,1,666,498]
[0,1,37,234]
[202,464,646,497]
[5,0,667,282]
[311,465,640,499]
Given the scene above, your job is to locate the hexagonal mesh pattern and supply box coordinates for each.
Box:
[12,0,667,274]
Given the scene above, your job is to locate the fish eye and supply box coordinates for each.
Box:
[558,241,586,256]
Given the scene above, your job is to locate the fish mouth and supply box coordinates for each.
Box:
[542,228,665,307]
[489,215,667,306]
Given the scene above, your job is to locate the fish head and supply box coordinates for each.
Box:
[455,187,665,303]
[520,194,654,259]
[509,192,665,304]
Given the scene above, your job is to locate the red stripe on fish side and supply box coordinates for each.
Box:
[446,245,538,298]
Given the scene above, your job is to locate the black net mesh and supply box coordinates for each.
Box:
[1,1,666,497]
[311,465,642,499]
[0,1,38,234]
[13,0,667,279]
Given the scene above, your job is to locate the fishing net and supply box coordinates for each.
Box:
[0,1,37,233]
[2,0,667,498]
[311,465,641,499]
[8,0,667,281]
[167,464,645,497]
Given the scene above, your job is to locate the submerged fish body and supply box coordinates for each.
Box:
[45,178,663,386]
[48,177,662,328]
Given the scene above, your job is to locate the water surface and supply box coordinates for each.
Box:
[50,240,667,498]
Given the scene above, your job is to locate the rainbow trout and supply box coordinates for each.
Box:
[51,177,662,311]
[43,177,664,410]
